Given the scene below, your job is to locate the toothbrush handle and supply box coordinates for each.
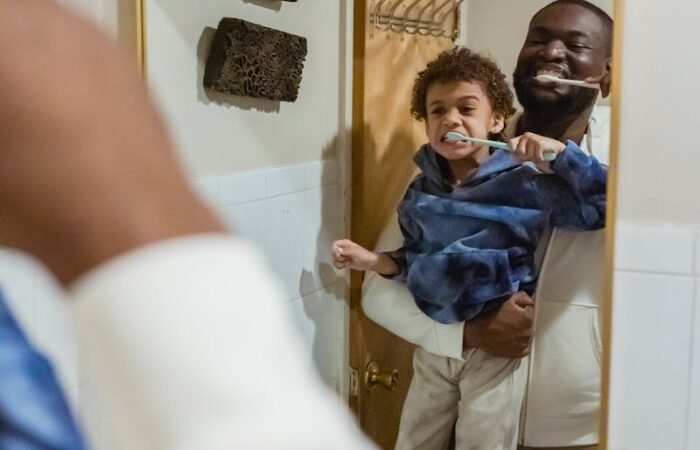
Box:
[480,138,557,161]
[504,145,557,161]
[461,135,510,150]
[567,80,600,90]
[456,135,557,161]
[486,141,511,151]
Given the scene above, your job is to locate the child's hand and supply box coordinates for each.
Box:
[508,132,566,162]
[331,239,379,272]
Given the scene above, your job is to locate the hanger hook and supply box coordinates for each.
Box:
[427,0,453,36]
[416,0,438,36]
[383,0,407,33]
[435,0,465,38]
[402,0,423,35]
[443,0,466,39]
[371,0,391,31]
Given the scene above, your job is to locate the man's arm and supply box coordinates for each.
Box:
[362,220,534,359]
[0,0,225,284]
[362,272,465,359]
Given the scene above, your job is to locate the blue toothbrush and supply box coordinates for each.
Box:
[445,131,556,161]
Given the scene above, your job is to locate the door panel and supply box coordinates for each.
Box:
[350,1,456,448]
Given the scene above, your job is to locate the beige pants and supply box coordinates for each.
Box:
[395,347,527,450]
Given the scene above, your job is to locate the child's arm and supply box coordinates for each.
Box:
[331,239,401,276]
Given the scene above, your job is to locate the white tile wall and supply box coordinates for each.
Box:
[689,277,700,450]
[609,222,700,450]
[290,288,341,386]
[608,272,693,450]
[301,185,342,296]
[193,160,348,389]
[614,223,694,275]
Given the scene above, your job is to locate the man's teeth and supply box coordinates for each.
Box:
[536,69,566,79]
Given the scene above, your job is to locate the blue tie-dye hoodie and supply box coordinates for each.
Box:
[389,141,606,324]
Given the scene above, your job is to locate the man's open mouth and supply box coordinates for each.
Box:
[534,68,570,82]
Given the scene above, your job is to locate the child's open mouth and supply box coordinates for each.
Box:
[442,133,468,143]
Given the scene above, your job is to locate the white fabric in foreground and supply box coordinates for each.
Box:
[70,234,376,450]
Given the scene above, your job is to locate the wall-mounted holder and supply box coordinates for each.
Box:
[203,18,307,102]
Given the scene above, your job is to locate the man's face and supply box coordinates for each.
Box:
[513,3,611,115]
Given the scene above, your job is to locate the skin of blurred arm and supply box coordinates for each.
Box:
[0,0,224,285]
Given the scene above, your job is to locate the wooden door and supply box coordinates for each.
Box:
[349,1,457,448]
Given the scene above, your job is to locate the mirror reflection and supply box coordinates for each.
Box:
[352,1,613,449]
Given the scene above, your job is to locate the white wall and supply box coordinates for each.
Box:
[144,0,349,176]
[614,1,700,225]
[608,1,700,450]
[135,0,353,393]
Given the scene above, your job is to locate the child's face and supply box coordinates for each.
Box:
[424,80,505,162]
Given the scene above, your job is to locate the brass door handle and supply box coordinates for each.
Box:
[364,361,398,391]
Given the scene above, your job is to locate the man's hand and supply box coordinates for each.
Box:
[463,291,534,358]
[0,0,224,284]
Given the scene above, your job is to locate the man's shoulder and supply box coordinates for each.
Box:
[504,111,523,140]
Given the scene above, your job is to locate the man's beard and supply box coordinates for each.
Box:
[513,66,598,117]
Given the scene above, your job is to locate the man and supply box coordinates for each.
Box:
[0,0,375,448]
[362,1,612,449]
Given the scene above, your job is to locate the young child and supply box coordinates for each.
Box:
[332,47,606,449]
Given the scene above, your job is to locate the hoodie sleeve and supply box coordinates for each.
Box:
[378,192,425,283]
[545,140,608,230]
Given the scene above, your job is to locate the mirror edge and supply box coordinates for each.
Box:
[600,0,625,448]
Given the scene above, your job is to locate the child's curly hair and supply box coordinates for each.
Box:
[411,47,515,140]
